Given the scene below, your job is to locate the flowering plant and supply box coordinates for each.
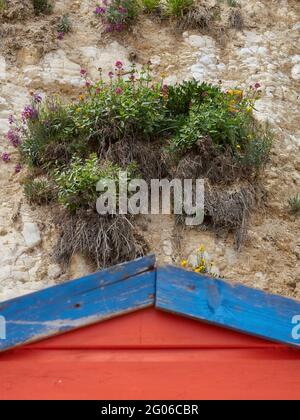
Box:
[94,0,140,32]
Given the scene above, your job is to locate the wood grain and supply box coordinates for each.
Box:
[156,266,300,348]
[0,255,156,352]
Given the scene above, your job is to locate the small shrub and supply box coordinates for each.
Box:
[228,7,243,29]
[142,0,161,13]
[24,177,56,205]
[227,0,238,7]
[288,194,300,214]
[57,14,72,39]
[95,0,140,32]
[53,154,138,212]
[32,0,53,15]
[165,0,193,17]
[0,0,6,12]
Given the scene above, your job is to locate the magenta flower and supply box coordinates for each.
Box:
[105,24,114,32]
[161,84,169,95]
[108,71,114,78]
[1,152,10,163]
[80,68,87,77]
[57,31,65,40]
[21,105,38,121]
[119,6,127,14]
[94,6,106,14]
[115,60,123,69]
[7,129,21,148]
[115,87,123,95]
[254,82,261,89]
[115,23,125,32]
[95,87,101,94]
[8,115,14,125]
[85,81,92,88]
[33,93,42,103]
[15,164,22,174]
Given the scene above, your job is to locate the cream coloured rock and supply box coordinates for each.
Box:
[291,64,300,81]
[0,56,6,81]
[22,223,41,248]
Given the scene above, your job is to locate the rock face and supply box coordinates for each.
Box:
[0,0,299,301]
[22,223,41,248]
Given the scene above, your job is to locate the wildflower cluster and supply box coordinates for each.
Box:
[7,61,271,206]
[57,14,72,40]
[181,245,216,276]
[94,0,139,32]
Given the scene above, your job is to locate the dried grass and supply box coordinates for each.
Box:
[53,210,147,269]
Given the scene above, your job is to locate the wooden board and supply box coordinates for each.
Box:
[0,255,156,352]
[156,266,300,348]
[1,309,300,400]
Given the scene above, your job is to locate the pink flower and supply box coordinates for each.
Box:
[115,60,123,69]
[254,82,261,89]
[57,32,65,40]
[95,88,101,94]
[94,6,106,15]
[108,71,114,78]
[85,81,92,88]
[1,152,10,163]
[115,87,123,95]
[80,68,87,77]
[15,164,22,174]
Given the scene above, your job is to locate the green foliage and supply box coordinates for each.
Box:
[20,98,85,167]
[105,0,140,27]
[0,0,6,12]
[54,154,137,212]
[141,0,161,12]
[57,14,72,34]
[239,124,273,173]
[227,0,238,7]
[14,65,271,216]
[32,0,53,15]
[24,178,56,205]
[288,194,300,214]
[166,80,223,116]
[165,0,193,17]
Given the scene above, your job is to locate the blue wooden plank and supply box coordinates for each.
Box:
[156,266,300,348]
[0,256,156,352]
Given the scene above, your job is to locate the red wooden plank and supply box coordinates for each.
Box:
[24,308,282,350]
[1,348,300,400]
[1,309,300,400]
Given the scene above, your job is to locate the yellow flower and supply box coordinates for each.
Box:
[181,259,188,268]
[236,144,241,150]
[227,89,243,98]
[199,265,205,272]
[201,258,206,265]
[78,94,85,101]
[198,245,205,253]
[246,107,252,113]
[194,267,201,273]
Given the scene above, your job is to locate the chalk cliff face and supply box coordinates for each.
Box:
[0,0,299,301]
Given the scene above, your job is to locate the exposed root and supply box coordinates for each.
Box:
[103,137,169,181]
[171,137,250,184]
[176,4,216,31]
[228,7,244,30]
[53,210,147,269]
[205,184,257,249]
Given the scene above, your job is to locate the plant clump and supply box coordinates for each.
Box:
[7,62,272,268]
[94,0,140,32]
[32,0,52,15]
